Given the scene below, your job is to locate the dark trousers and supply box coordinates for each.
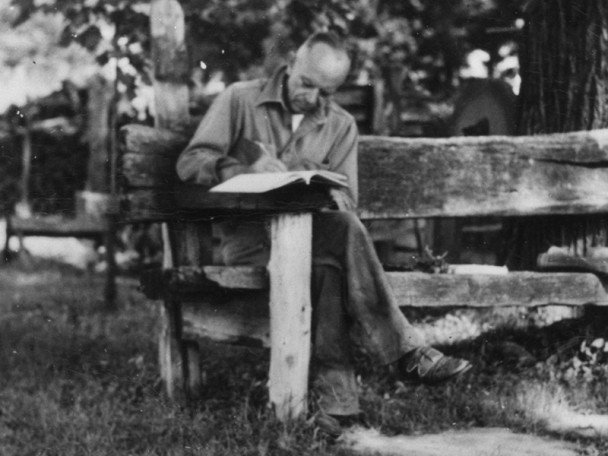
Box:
[311,211,421,414]
[218,211,422,415]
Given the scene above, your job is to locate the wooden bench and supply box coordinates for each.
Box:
[118,124,608,421]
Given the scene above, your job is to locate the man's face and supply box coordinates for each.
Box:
[286,42,350,114]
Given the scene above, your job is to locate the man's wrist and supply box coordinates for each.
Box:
[217,161,248,182]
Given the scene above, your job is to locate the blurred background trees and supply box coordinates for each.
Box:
[3,0,528,130]
[3,0,606,272]
[0,0,548,270]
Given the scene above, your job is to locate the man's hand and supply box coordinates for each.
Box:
[249,141,288,173]
[329,188,355,212]
[218,162,248,182]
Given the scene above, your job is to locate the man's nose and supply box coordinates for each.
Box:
[304,88,319,105]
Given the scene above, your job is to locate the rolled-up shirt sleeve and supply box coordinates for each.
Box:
[176,86,242,186]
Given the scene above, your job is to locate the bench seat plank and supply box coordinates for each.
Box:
[167,266,608,308]
[172,265,268,290]
[388,271,608,307]
[182,295,270,346]
[179,270,608,347]
[9,215,106,238]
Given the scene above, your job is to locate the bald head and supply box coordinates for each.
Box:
[285,34,351,113]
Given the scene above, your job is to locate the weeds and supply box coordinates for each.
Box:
[2,259,608,454]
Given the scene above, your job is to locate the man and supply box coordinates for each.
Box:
[177,31,471,436]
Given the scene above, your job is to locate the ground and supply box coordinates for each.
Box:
[341,427,579,455]
[2,249,608,455]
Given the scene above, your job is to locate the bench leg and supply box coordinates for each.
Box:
[268,213,313,421]
[158,300,203,399]
[185,340,201,395]
[158,299,185,399]
[158,220,211,399]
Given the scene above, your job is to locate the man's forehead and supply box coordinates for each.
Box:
[298,42,350,86]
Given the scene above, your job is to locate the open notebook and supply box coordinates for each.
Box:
[209,170,348,193]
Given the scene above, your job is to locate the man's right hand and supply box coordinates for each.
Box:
[249,154,288,173]
[248,141,287,173]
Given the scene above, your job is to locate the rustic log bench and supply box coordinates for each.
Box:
[118,124,608,421]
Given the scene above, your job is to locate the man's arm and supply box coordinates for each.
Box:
[176,86,243,186]
[176,86,287,185]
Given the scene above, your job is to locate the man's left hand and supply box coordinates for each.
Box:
[329,188,355,212]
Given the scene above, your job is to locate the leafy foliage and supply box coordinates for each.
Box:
[8,0,527,94]
[182,0,275,82]
[265,0,526,93]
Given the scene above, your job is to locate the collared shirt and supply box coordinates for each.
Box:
[176,65,359,265]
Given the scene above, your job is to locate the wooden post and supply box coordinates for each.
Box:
[169,221,212,398]
[86,69,117,310]
[186,342,201,394]
[103,62,121,311]
[12,116,33,257]
[150,0,193,399]
[17,117,32,219]
[86,73,113,194]
[150,0,190,133]
[268,213,313,421]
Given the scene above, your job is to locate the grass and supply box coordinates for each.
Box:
[2,258,608,455]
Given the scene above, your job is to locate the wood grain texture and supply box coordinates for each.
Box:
[357,130,608,218]
[181,293,270,346]
[150,0,190,400]
[178,271,608,351]
[268,213,312,421]
[387,271,608,307]
[9,215,106,238]
[158,299,183,399]
[166,266,608,307]
[118,125,608,220]
[166,265,268,293]
[120,186,332,222]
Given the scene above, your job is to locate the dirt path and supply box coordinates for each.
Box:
[340,427,578,456]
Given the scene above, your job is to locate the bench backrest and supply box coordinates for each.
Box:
[118,125,608,222]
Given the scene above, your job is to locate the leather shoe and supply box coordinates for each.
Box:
[401,346,472,384]
[314,411,364,440]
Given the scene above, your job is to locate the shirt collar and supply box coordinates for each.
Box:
[256,65,288,108]
[256,65,329,121]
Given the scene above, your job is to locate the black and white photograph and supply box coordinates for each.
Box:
[2,0,608,454]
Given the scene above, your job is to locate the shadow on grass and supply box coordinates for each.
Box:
[337,306,608,456]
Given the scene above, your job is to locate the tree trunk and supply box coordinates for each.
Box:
[86,73,113,193]
[504,0,608,270]
[519,0,608,133]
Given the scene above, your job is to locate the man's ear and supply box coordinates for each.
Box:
[286,50,296,71]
